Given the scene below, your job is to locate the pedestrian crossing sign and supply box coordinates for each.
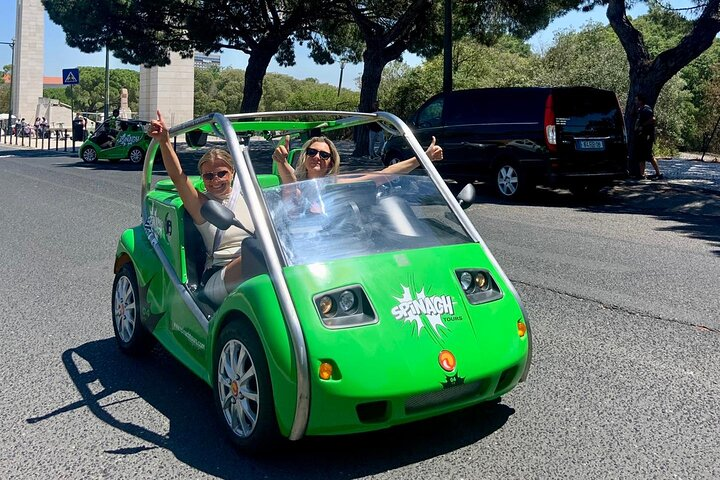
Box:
[62,68,80,85]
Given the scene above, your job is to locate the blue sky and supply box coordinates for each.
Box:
[0,1,681,90]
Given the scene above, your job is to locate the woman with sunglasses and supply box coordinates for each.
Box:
[272,134,443,185]
[148,111,253,305]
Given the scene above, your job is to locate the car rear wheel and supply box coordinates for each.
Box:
[128,147,145,165]
[214,320,280,452]
[81,147,98,163]
[494,162,529,199]
[112,264,153,355]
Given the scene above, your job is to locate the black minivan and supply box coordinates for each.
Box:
[382,87,628,198]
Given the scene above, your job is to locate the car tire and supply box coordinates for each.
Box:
[112,264,154,355]
[214,320,280,452]
[128,147,145,165]
[494,161,529,199]
[81,147,98,163]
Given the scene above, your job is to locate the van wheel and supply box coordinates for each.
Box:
[495,162,526,198]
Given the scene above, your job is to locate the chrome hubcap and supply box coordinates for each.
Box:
[497,166,518,196]
[113,276,135,343]
[130,150,142,163]
[218,339,259,437]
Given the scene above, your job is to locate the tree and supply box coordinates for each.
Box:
[0,64,10,113]
[381,37,541,119]
[583,0,720,165]
[43,0,324,113]
[319,0,583,155]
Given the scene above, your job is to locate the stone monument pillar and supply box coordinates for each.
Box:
[140,52,194,128]
[13,0,45,123]
[118,88,132,119]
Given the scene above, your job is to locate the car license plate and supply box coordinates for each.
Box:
[576,139,605,151]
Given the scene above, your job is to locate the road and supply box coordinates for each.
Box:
[0,152,718,479]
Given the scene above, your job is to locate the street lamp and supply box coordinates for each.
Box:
[0,39,15,132]
[337,60,346,98]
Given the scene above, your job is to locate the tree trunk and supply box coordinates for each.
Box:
[607,0,720,175]
[352,49,385,156]
[240,47,276,113]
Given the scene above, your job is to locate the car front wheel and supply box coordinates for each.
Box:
[495,162,529,199]
[81,147,98,163]
[214,320,280,452]
[128,147,145,165]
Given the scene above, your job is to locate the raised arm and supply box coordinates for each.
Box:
[347,136,443,186]
[272,135,298,185]
[148,110,206,224]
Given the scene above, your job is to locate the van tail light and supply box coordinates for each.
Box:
[544,94,557,153]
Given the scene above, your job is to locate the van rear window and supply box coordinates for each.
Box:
[554,90,622,133]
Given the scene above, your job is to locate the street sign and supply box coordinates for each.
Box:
[62,68,80,85]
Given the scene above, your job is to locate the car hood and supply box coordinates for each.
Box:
[282,243,526,390]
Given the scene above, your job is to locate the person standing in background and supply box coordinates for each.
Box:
[368,100,385,160]
[634,94,663,180]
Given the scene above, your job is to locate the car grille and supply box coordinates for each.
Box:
[405,380,485,414]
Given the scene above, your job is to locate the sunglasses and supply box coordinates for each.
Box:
[306,147,332,160]
[201,170,231,181]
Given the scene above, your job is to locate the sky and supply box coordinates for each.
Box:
[0,1,694,91]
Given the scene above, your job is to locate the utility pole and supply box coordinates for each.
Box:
[1,39,15,129]
[443,0,452,94]
[104,44,110,121]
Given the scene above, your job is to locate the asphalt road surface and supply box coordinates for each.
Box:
[1,152,718,479]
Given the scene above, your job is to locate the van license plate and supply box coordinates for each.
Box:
[576,139,605,151]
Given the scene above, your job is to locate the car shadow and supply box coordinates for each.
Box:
[462,181,720,257]
[28,339,512,478]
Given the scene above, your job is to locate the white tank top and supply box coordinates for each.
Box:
[196,191,254,269]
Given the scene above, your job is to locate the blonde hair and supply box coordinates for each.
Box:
[294,137,340,180]
[197,148,234,175]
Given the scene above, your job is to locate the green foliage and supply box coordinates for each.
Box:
[43,87,70,105]
[0,85,8,113]
[193,67,359,115]
[380,37,541,119]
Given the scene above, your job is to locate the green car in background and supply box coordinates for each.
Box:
[79,118,152,165]
[111,111,532,452]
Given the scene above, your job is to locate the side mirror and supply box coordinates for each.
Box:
[186,129,208,148]
[201,200,235,230]
[456,183,475,210]
[201,199,255,236]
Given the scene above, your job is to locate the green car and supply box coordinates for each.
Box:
[80,118,152,164]
[112,111,532,451]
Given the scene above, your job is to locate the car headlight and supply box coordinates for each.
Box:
[314,285,377,329]
[455,269,503,304]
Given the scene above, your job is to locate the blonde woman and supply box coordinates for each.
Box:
[148,111,253,305]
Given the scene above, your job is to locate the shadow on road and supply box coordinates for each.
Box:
[27,339,512,478]
[460,181,720,257]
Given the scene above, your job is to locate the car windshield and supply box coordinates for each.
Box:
[262,174,473,266]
